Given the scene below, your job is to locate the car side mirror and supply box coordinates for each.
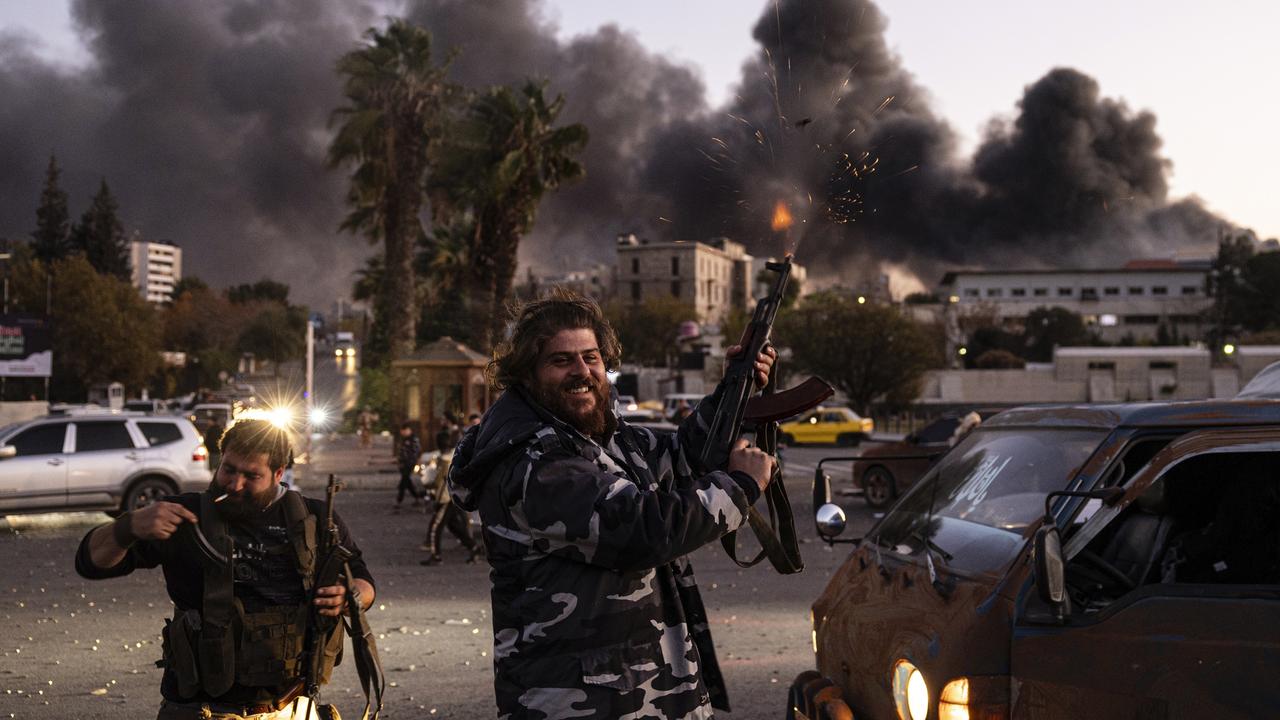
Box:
[0,445,15,460]
[816,503,847,538]
[1033,523,1067,616]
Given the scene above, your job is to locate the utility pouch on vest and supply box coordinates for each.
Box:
[160,610,203,699]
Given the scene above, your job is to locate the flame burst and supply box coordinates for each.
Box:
[771,200,793,232]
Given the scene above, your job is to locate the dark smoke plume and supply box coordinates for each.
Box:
[0,0,1236,308]
[0,0,380,308]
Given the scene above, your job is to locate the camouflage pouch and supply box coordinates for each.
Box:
[160,610,203,699]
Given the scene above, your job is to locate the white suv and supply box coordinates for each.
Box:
[0,413,213,516]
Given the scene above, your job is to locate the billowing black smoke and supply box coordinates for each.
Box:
[0,0,1234,306]
[0,0,379,308]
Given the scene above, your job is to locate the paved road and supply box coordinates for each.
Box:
[0,443,884,720]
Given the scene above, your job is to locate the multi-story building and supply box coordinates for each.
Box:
[520,263,614,303]
[129,238,182,303]
[614,234,755,326]
[938,259,1212,343]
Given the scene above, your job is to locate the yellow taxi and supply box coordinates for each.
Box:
[779,406,873,447]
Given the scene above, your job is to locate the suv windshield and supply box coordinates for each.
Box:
[871,427,1106,575]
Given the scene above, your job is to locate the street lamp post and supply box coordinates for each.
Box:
[304,320,315,464]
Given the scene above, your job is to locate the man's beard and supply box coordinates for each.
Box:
[210,481,279,522]
[530,374,610,437]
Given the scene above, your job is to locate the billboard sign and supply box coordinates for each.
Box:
[0,314,53,378]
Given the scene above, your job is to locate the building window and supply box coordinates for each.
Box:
[631,258,640,274]
[1123,315,1159,325]
[964,288,979,298]
[1104,287,1120,296]
[1081,288,1098,300]
[1058,287,1073,297]
[631,282,640,301]
[1033,287,1048,297]
[671,280,680,298]
[986,288,1003,298]
[1129,286,1145,295]
[1181,286,1198,295]
[1152,286,1168,295]
[671,257,680,276]
[1011,288,1026,297]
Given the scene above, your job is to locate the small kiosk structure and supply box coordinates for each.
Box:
[391,337,492,450]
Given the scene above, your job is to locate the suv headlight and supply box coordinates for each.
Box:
[892,660,930,720]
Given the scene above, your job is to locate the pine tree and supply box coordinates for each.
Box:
[31,154,71,263]
[71,179,131,281]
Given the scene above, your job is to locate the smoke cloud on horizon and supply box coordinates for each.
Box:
[0,0,1237,309]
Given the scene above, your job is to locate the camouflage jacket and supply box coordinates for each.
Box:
[449,384,760,720]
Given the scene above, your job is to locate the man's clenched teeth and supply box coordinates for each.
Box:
[564,381,593,395]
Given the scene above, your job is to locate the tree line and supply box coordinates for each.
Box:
[4,158,307,402]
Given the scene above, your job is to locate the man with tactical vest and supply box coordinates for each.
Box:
[76,419,377,720]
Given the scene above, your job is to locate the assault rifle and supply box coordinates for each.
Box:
[701,256,834,574]
[300,474,386,720]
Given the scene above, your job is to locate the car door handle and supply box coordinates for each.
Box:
[47,458,64,466]
[125,452,140,461]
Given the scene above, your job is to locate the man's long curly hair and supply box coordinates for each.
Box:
[487,287,622,390]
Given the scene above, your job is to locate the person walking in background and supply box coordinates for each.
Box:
[420,424,481,565]
[394,421,424,510]
[356,406,377,449]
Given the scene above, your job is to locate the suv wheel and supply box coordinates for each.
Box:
[862,466,896,509]
[124,477,176,512]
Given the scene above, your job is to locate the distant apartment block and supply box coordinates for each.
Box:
[939,259,1212,342]
[614,234,806,326]
[130,239,182,303]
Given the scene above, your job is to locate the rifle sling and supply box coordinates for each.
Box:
[719,417,804,575]
[342,560,386,720]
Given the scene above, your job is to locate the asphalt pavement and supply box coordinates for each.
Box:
[0,436,883,720]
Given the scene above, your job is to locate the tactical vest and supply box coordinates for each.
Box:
[160,490,344,699]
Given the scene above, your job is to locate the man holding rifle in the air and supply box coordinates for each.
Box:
[447,288,781,719]
[75,419,380,720]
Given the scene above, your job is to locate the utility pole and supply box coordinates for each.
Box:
[304,319,315,463]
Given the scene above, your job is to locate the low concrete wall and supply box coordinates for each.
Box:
[0,401,48,427]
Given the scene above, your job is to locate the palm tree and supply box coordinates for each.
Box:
[329,19,453,362]
[432,81,588,350]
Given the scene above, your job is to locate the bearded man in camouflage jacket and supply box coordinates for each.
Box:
[448,289,777,719]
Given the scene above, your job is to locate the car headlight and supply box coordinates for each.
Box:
[939,678,970,720]
[334,349,343,357]
[345,347,356,357]
[892,660,930,720]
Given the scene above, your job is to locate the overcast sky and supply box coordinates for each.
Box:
[2,1,1276,305]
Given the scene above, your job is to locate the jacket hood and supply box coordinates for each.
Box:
[447,386,556,511]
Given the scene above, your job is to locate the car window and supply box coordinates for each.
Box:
[822,412,846,423]
[137,421,183,447]
[74,421,137,452]
[9,423,67,456]
[916,418,960,444]
[871,427,1106,574]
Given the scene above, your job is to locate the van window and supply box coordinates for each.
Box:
[870,427,1105,574]
[1068,450,1280,611]
[9,423,67,456]
[75,421,136,452]
[138,421,184,447]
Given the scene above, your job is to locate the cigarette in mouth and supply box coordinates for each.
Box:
[213,493,230,503]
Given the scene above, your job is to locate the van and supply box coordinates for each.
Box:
[791,398,1280,720]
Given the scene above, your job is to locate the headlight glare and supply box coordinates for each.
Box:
[939,677,970,720]
[892,660,930,720]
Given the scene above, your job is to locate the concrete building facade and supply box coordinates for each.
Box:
[614,234,752,326]
[129,239,182,303]
[939,261,1212,343]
